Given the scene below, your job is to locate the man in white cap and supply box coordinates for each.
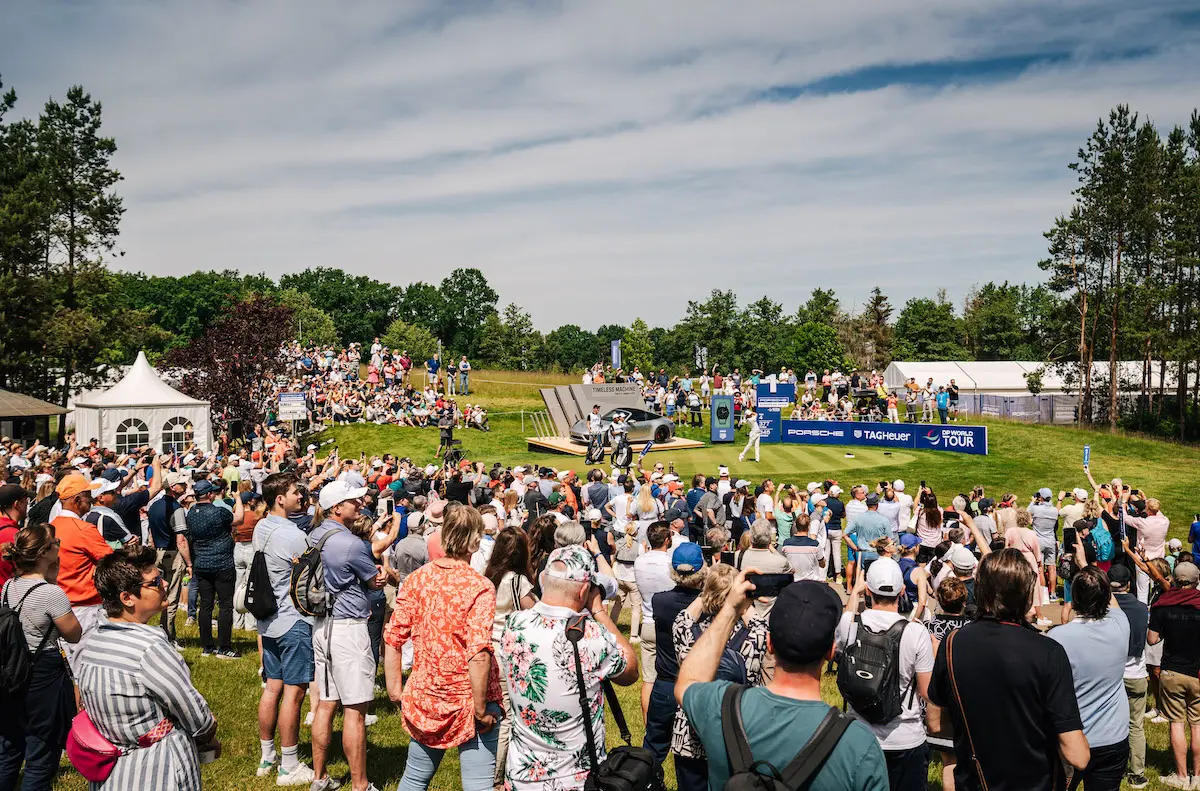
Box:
[716,466,732,498]
[836,557,934,790]
[308,480,387,791]
[1057,488,1090,535]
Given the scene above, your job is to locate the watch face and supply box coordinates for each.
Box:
[716,405,730,422]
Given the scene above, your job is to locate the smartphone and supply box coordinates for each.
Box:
[720,551,736,566]
[1062,526,1077,549]
[383,499,395,517]
[920,480,926,490]
[746,572,794,599]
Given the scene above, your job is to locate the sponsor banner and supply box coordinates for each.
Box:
[755,382,795,410]
[780,420,988,455]
[758,409,782,443]
[278,392,307,421]
[611,339,621,370]
[711,395,735,443]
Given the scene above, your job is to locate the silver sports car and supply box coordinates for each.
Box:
[569,408,676,445]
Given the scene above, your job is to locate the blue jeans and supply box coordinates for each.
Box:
[459,372,469,395]
[398,703,501,791]
[187,574,197,618]
[0,729,60,791]
[642,678,676,763]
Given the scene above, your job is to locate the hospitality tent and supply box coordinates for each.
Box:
[71,352,213,452]
[884,360,1182,399]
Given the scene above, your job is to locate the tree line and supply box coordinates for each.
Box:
[1,78,1198,439]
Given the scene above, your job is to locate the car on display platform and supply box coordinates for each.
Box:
[569,407,676,445]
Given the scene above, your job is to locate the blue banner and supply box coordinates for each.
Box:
[610,339,621,370]
[710,395,735,443]
[757,409,782,443]
[755,382,795,410]
[780,420,988,455]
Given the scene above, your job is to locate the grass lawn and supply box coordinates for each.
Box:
[47,377,1200,791]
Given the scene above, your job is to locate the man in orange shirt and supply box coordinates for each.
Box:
[51,472,110,662]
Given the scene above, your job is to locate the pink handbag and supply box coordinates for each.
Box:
[65,708,173,782]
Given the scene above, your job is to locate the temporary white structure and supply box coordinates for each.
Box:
[71,352,213,452]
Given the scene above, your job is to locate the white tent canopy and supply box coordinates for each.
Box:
[71,352,213,452]
[884,360,1183,397]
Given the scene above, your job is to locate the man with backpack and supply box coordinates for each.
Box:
[251,473,317,785]
[834,558,934,791]
[307,480,387,791]
[676,572,887,790]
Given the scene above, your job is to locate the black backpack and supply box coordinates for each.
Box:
[692,619,753,684]
[835,615,912,725]
[290,531,337,618]
[721,684,852,791]
[244,537,279,621]
[0,581,52,698]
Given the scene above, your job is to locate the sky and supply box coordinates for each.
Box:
[3,1,1200,331]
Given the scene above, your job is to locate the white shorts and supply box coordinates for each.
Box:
[314,618,375,706]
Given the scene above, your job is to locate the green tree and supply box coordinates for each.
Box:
[543,324,597,372]
[499,303,542,370]
[622,318,654,373]
[675,290,739,372]
[437,268,498,355]
[394,281,445,335]
[474,311,505,367]
[594,324,626,367]
[845,287,893,370]
[381,319,437,363]
[962,282,1024,360]
[736,296,789,373]
[38,86,127,436]
[800,288,841,326]
[278,267,398,344]
[786,322,848,373]
[893,293,970,361]
[277,288,339,347]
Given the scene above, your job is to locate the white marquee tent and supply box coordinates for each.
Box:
[71,352,213,452]
[884,360,1182,398]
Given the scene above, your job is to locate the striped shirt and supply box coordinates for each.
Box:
[1,577,71,652]
[76,621,215,791]
[781,536,825,581]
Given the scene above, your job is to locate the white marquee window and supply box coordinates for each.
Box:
[161,417,194,453]
[115,418,150,454]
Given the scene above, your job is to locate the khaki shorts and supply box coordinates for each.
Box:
[1160,670,1200,724]
[639,620,657,683]
[314,618,376,706]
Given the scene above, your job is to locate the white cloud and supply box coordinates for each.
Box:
[2,0,1198,330]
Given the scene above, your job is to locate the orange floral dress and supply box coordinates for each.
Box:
[385,557,502,748]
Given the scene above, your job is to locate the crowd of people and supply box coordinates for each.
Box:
[1,416,1198,790]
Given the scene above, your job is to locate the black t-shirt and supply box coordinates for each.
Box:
[1149,601,1200,676]
[652,587,701,682]
[825,496,845,530]
[523,489,550,526]
[27,495,58,527]
[112,490,151,535]
[928,619,1081,791]
[443,478,472,505]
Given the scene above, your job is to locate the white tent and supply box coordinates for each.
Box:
[71,352,213,452]
[885,360,1183,399]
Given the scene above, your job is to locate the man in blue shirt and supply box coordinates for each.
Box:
[843,493,892,568]
[186,479,244,658]
[308,480,386,791]
[253,473,317,785]
[936,387,950,424]
[425,353,440,386]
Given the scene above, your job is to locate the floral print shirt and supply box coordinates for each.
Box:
[384,558,501,749]
[499,601,628,791]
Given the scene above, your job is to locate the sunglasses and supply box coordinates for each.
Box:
[140,574,167,590]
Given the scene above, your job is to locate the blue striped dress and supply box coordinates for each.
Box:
[75,621,216,791]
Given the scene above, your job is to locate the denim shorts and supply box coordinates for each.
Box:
[262,620,315,686]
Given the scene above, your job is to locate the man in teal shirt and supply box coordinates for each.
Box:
[843,493,894,565]
[675,574,888,791]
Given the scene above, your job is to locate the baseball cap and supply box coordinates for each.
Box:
[542,545,597,586]
[978,497,995,512]
[1169,538,1183,552]
[704,476,717,487]
[671,543,704,573]
[864,492,880,507]
[307,444,318,452]
[56,474,103,500]
[164,472,190,488]
[806,482,820,493]
[239,491,260,504]
[100,468,124,483]
[828,484,843,497]
[898,533,921,549]
[548,492,566,507]
[811,493,827,505]
[949,545,978,572]
[1037,487,1053,499]
[892,480,905,492]
[425,500,447,525]
[191,480,218,497]
[93,478,120,496]
[584,508,602,522]
[513,466,527,474]
[735,479,750,489]
[481,513,499,534]
[663,474,679,483]
[866,557,904,596]
[0,483,29,509]
[1072,488,1089,501]
[718,466,730,477]
[1107,564,1132,588]
[1174,562,1200,586]
[372,459,384,469]
[768,581,843,666]
[318,480,368,510]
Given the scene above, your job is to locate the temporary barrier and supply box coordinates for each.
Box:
[780,420,988,455]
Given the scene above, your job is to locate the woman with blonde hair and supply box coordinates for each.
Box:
[669,563,768,791]
[384,504,503,791]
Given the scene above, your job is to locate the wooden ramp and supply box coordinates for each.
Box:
[526,436,706,456]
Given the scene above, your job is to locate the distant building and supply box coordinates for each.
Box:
[0,389,68,445]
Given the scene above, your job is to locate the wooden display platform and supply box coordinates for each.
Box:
[526,436,706,456]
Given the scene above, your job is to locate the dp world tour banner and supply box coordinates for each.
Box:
[780,421,988,455]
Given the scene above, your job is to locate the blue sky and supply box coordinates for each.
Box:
[3,1,1199,330]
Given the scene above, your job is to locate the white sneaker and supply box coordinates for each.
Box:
[276,763,315,786]
[1161,773,1191,789]
[1036,618,1053,628]
[256,758,277,777]
[1145,708,1159,719]
[364,714,378,727]
[630,636,641,645]
[304,711,314,727]
[1152,714,1169,724]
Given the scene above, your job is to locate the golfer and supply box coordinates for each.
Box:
[738,407,763,464]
